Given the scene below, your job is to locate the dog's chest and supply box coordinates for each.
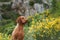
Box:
[14,29,24,38]
[12,24,24,37]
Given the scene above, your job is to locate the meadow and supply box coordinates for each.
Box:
[0,10,60,40]
[0,0,60,40]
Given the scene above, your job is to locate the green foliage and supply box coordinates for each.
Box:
[34,0,43,4]
[0,20,15,35]
[0,19,29,35]
[0,33,11,40]
[1,4,12,11]
[24,13,60,40]
[29,0,43,6]
[29,0,34,7]
[51,0,57,12]
[1,4,20,20]
[0,12,60,40]
[2,11,20,20]
[0,19,12,25]
[0,1,60,40]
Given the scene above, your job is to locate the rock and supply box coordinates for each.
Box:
[34,3,44,13]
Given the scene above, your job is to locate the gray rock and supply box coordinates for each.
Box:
[34,3,44,13]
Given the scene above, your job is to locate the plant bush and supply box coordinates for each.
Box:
[29,0,34,7]
[1,4,12,11]
[25,13,60,40]
[1,4,20,20]
[0,11,60,40]
[34,0,43,4]
[0,20,15,35]
[0,33,11,40]
[2,11,19,20]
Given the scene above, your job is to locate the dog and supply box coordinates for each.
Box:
[11,16,27,40]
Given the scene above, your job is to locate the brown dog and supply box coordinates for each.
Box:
[11,16,27,40]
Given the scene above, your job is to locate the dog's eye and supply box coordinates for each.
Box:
[22,18,24,19]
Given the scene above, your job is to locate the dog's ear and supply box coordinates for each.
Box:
[16,16,22,23]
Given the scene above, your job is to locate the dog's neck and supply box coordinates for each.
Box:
[17,23,24,30]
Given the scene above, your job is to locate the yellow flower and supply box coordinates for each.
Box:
[58,37,60,39]
[36,22,39,25]
[28,31,31,33]
[46,9,49,15]
[48,20,56,26]
[29,27,33,30]
[31,25,34,27]
[41,22,45,25]
[46,18,49,22]
[27,16,32,19]
[43,30,46,33]
[32,18,34,21]
[37,26,40,29]
[8,35,11,40]
[34,30,37,32]
[40,35,44,37]
[35,13,39,16]
[51,37,53,39]
[34,39,36,40]
[33,34,36,38]
[32,21,35,24]
[45,26,49,29]
[55,25,60,30]
[0,33,2,40]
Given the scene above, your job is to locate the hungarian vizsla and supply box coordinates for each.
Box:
[11,16,27,40]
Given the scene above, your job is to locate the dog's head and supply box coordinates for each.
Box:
[16,16,27,24]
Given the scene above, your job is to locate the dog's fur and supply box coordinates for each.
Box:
[11,16,27,40]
